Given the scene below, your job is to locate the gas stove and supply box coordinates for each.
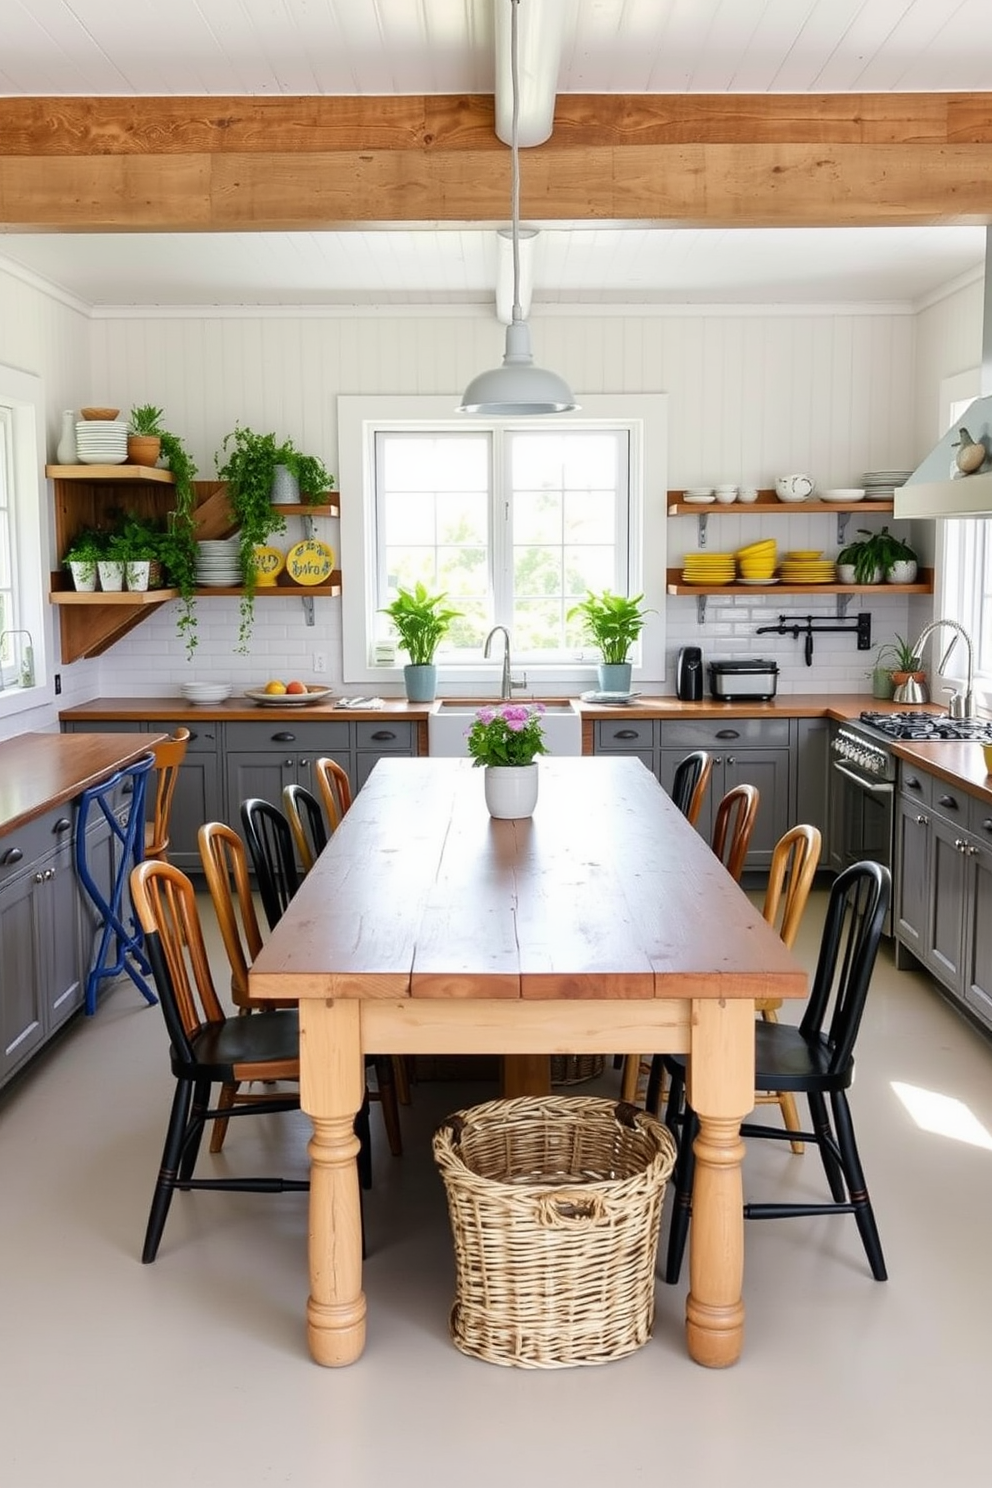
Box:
[858,710,992,743]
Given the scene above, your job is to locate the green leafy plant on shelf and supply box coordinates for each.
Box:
[837,527,917,585]
[216,426,334,651]
[379,582,462,666]
[63,527,107,586]
[155,427,199,659]
[128,403,165,435]
[566,589,651,663]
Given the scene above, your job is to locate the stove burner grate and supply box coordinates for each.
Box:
[859,710,992,742]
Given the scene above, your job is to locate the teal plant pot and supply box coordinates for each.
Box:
[404,664,437,702]
[597,662,632,694]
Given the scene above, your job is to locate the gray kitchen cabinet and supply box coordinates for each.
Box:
[0,809,83,1088]
[656,718,792,869]
[224,719,353,822]
[794,716,830,859]
[893,787,930,957]
[354,720,417,788]
[144,718,221,872]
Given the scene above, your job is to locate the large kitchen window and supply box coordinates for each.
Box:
[339,394,667,688]
[0,364,48,718]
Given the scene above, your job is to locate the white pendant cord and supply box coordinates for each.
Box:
[510,0,522,326]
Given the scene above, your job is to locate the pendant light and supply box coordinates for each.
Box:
[458,0,577,416]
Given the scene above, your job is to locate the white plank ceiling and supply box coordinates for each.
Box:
[0,0,988,310]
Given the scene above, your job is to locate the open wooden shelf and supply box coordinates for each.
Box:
[667,490,896,516]
[666,565,934,597]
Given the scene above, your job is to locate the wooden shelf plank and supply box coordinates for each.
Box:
[665,566,933,597]
[49,588,179,606]
[46,463,176,484]
[667,490,895,516]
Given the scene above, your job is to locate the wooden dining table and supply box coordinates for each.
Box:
[249,755,807,1369]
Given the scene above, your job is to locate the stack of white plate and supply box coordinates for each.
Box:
[863,469,912,498]
[195,537,242,587]
[75,419,128,464]
[180,681,232,705]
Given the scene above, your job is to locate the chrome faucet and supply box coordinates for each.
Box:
[483,625,524,701]
[909,619,976,719]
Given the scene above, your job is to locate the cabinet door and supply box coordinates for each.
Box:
[146,720,221,871]
[225,752,297,820]
[926,814,968,995]
[723,750,792,869]
[354,722,415,790]
[794,717,829,851]
[45,821,84,1032]
[0,867,47,1081]
[963,840,992,1030]
[893,794,930,956]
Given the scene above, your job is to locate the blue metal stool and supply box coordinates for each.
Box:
[75,753,157,1015]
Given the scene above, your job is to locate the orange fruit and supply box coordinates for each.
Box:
[285,680,307,694]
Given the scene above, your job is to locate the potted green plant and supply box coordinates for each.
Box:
[127,403,164,466]
[107,512,164,591]
[380,582,461,701]
[63,528,106,591]
[272,437,335,505]
[567,589,651,693]
[874,633,926,698]
[837,527,917,586]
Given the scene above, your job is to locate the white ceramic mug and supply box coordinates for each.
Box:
[775,473,814,499]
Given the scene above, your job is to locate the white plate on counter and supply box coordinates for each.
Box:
[580,690,642,705]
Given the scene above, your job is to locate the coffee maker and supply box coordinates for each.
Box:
[676,646,703,701]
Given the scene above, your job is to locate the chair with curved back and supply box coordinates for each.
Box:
[129,858,308,1263]
[282,781,329,873]
[711,782,760,881]
[314,756,353,831]
[236,799,404,1158]
[663,860,891,1286]
[670,749,712,827]
[144,727,191,862]
[239,797,300,933]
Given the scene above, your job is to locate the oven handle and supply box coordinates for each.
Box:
[831,761,895,796]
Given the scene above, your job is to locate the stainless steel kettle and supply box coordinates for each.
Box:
[892,675,929,705]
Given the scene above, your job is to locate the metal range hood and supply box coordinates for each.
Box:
[895,227,992,519]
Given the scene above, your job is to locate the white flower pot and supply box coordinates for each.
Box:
[68,559,98,592]
[125,560,151,591]
[97,560,125,592]
[885,560,918,584]
[837,563,882,586]
[484,763,539,820]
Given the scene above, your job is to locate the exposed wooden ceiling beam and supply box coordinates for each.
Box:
[1,94,990,231]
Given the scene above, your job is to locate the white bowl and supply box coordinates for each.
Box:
[821,488,865,502]
[738,487,759,503]
[713,490,737,504]
[181,682,232,704]
[775,490,809,503]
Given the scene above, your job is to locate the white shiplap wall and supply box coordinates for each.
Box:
[83,304,923,696]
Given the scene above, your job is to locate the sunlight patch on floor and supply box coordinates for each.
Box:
[891,1080,992,1150]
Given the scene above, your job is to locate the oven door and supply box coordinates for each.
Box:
[829,759,895,930]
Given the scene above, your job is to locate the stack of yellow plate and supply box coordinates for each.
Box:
[779,551,837,584]
[681,550,736,585]
[735,538,778,582]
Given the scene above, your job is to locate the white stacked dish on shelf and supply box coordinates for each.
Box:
[821,488,865,502]
[863,470,912,498]
[195,536,242,587]
[74,419,128,464]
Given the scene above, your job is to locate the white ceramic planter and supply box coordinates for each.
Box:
[97,560,125,592]
[885,560,918,584]
[68,559,98,592]
[837,564,882,585]
[484,764,539,820]
[125,560,151,591]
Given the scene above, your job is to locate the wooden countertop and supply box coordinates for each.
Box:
[0,732,163,836]
[60,691,883,725]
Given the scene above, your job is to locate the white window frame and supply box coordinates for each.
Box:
[338,394,668,691]
[0,364,48,725]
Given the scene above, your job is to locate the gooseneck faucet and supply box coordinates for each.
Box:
[483,625,515,701]
[909,618,976,719]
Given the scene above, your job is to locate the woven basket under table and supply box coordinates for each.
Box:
[550,1054,605,1085]
[432,1094,676,1368]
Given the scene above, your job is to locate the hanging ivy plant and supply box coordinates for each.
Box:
[157,428,199,659]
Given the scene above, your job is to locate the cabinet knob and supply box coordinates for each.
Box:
[54,817,72,834]
[716,729,741,740]
[955,838,967,853]
[34,870,45,883]
[906,777,923,791]
[299,758,310,767]
[284,758,295,768]
[984,819,992,834]
[938,794,959,809]
[371,730,396,742]
[272,732,296,743]
[968,844,980,856]
[2,847,24,866]
[726,755,737,766]
[614,729,639,740]
[916,814,929,825]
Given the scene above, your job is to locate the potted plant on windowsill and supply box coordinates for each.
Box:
[567,589,651,694]
[216,425,335,651]
[380,582,461,701]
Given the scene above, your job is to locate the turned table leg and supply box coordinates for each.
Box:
[299,1000,367,1367]
[684,997,753,1368]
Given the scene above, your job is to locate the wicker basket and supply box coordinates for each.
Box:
[550,1054,605,1086]
[432,1095,676,1368]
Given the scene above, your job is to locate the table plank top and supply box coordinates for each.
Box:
[249,756,806,1004]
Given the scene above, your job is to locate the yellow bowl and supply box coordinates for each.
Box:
[983,745,992,776]
[737,540,776,556]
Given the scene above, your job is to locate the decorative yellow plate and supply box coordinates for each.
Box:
[253,546,285,586]
[286,538,335,586]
